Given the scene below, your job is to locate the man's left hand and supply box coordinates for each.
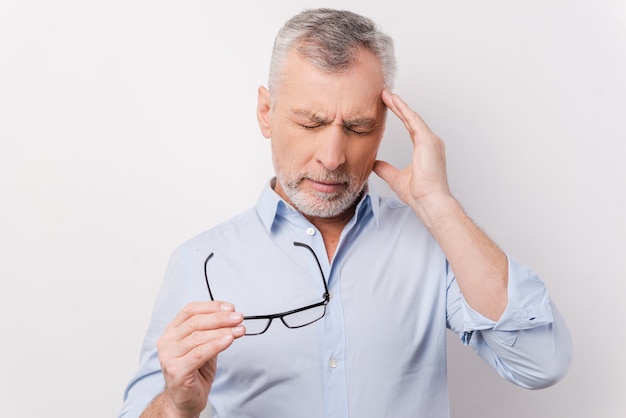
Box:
[373,90,452,216]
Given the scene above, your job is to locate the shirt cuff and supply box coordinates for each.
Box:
[460,255,554,333]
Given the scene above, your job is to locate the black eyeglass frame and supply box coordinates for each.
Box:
[204,241,330,336]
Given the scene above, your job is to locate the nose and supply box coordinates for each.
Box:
[316,125,346,171]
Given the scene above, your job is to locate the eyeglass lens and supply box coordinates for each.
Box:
[242,303,327,335]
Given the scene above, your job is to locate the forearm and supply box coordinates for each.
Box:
[413,194,508,321]
[140,391,201,418]
[375,91,508,320]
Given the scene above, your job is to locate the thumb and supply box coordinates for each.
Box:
[373,160,412,204]
[373,160,400,188]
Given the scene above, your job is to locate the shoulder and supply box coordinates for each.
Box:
[176,206,262,253]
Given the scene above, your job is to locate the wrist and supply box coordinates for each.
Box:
[142,390,202,418]
[163,393,202,418]
[410,192,460,231]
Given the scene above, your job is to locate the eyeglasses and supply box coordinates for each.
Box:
[204,241,330,336]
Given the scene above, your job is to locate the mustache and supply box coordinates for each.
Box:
[294,169,354,185]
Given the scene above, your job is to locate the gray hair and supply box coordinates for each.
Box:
[268,8,396,97]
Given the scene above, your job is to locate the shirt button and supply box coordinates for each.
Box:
[328,359,338,368]
[306,227,316,236]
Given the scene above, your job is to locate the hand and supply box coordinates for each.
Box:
[153,301,245,417]
[375,91,509,320]
[374,90,452,213]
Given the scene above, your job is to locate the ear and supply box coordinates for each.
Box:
[257,86,272,138]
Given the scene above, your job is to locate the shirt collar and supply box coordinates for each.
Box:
[256,177,381,233]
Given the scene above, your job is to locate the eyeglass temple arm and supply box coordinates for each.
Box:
[204,252,216,301]
[205,245,330,302]
[292,241,330,300]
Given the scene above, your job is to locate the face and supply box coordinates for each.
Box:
[257,47,387,219]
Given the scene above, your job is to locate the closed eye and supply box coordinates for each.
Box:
[343,118,378,136]
[345,127,370,135]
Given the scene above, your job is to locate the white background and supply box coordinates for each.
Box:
[1,1,625,417]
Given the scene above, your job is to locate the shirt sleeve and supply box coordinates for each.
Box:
[446,255,573,389]
[457,255,554,332]
[118,247,201,417]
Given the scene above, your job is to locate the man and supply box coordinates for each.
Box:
[120,8,571,418]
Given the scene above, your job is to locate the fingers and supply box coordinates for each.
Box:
[162,326,243,377]
[153,302,245,414]
[169,314,244,359]
[158,301,245,376]
[168,301,242,340]
[168,300,234,328]
[382,89,431,143]
[380,90,451,204]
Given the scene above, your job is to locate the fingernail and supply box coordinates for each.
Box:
[220,302,234,311]
[230,312,243,322]
[232,325,245,336]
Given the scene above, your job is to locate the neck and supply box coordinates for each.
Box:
[271,178,365,262]
[305,202,357,262]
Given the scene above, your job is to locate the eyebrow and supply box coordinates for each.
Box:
[291,109,329,124]
[343,117,378,130]
[291,109,378,129]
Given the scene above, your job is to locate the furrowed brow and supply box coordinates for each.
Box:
[291,109,329,124]
[343,117,378,130]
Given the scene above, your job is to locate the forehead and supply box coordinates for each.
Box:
[274,47,385,120]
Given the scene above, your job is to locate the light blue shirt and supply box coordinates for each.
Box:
[120,180,571,418]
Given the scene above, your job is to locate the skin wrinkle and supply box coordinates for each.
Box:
[290,109,380,134]
[260,47,386,224]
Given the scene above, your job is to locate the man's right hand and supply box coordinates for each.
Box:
[141,301,245,418]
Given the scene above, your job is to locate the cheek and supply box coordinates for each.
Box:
[348,141,381,176]
[271,132,313,173]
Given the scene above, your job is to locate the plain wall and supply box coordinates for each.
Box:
[1,1,624,417]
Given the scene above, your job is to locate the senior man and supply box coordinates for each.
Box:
[120,8,571,418]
